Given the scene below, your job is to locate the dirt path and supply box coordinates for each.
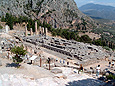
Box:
[84,60,109,70]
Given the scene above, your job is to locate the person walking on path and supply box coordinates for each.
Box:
[63,60,65,64]
[67,62,69,65]
[96,65,100,77]
[56,58,58,62]
[78,64,83,74]
[60,59,62,63]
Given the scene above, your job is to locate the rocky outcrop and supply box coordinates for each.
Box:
[0,0,97,29]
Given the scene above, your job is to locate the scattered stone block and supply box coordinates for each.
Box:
[51,68,62,74]
[30,77,35,80]
[54,73,67,79]
[63,75,67,79]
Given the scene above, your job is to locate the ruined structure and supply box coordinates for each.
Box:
[22,23,112,66]
[25,24,47,37]
[22,34,111,65]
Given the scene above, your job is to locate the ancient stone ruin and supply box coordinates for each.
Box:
[22,23,111,66]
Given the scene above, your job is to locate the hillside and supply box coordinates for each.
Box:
[0,0,97,30]
[79,3,115,20]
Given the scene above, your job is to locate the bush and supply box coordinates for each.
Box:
[80,35,92,43]
[103,46,110,51]
[0,25,3,29]
[106,74,115,79]
[1,16,5,22]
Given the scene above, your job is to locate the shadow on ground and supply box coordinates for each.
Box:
[6,63,20,67]
[103,79,115,86]
[65,78,105,86]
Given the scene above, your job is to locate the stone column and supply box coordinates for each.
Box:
[25,26,28,37]
[5,25,9,33]
[42,27,44,35]
[35,21,38,35]
[45,28,48,36]
[30,28,33,36]
[39,26,42,34]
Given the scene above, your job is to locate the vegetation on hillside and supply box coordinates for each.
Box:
[1,13,13,30]
[92,26,115,50]
[1,13,35,31]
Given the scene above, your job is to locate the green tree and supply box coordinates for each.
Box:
[11,45,27,66]
[80,35,92,43]
[1,16,5,22]
[5,13,13,30]
[94,39,102,46]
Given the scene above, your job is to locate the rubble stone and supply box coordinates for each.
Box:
[51,68,62,74]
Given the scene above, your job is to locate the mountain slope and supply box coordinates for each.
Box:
[0,0,97,30]
[79,3,115,20]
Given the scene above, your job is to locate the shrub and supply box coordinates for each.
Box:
[106,74,115,79]
[0,25,3,29]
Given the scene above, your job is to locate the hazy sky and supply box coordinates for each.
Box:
[75,0,115,7]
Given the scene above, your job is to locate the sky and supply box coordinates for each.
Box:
[75,0,115,8]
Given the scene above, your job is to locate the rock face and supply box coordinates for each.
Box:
[0,0,97,29]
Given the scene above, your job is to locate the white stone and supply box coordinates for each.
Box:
[5,25,9,33]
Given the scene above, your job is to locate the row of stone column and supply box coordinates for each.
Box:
[25,21,48,37]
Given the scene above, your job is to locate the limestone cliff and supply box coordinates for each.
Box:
[0,0,97,29]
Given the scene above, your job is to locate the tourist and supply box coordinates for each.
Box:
[78,64,83,74]
[60,59,62,63]
[111,61,114,68]
[90,67,93,75]
[67,62,69,65]
[48,57,50,63]
[80,64,83,72]
[56,58,58,62]
[96,65,100,77]
[109,61,111,67]
[63,60,65,64]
